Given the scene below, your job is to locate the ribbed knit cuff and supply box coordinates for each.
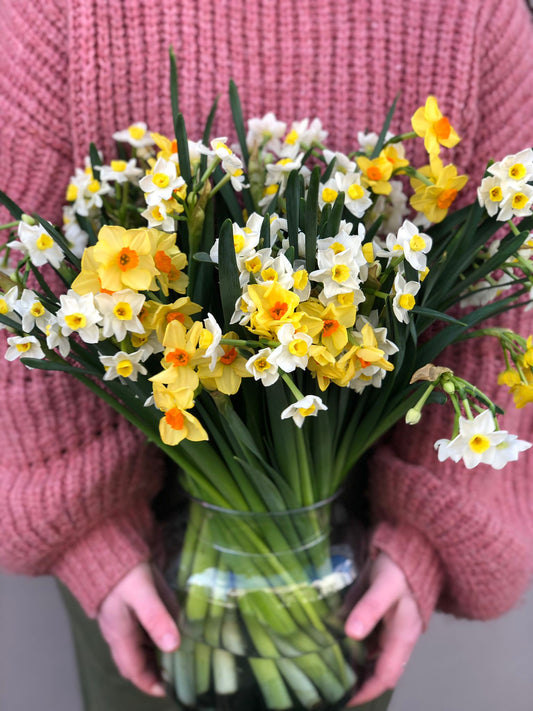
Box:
[371,521,444,629]
[51,500,156,618]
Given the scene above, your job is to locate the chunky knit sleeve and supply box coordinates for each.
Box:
[0,0,165,616]
[370,0,533,627]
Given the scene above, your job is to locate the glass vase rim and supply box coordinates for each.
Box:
[186,487,344,518]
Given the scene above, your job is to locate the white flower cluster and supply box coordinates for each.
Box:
[477,149,533,221]
[435,410,531,470]
[1,285,161,382]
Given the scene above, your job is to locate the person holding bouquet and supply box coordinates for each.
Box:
[1,1,533,709]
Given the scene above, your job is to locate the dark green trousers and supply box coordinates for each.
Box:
[59,581,393,711]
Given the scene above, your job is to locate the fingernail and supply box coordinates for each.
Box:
[347,620,365,639]
[150,682,166,697]
[161,632,179,652]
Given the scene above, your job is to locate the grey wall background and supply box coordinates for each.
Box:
[1,569,533,711]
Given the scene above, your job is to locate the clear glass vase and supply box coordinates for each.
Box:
[160,494,370,711]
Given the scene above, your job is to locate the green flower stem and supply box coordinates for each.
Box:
[508,220,521,237]
[385,130,417,145]
[276,658,322,709]
[192,156,221,195]
[208,172,232,199]
[172,636,197,707]
[248,658,292,710]
[402,165,433,186]
[293,652,347,705]
[194,642,212,696]
[0,221,19,230]
[213,648,238,695]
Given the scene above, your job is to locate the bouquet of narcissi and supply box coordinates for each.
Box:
[2,54,533,708]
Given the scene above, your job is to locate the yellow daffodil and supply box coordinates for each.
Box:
[142,297,202,343]
[153,383,208,445]
[498,369,521,388]
[356,154,393,195]
[150,320,203,389]
[198,332,251,395]
[299,299,357,356]
[511,383,533,409]
[150,232,189,296]
[92,226,160,292]
[410,154,468,223]
[246,282,302,338]
[411,96,460,155]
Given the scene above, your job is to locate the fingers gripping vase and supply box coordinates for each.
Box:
[160,495,368,711]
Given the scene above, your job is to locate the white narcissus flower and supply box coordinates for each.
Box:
[100,158,143,184]
[282,118,328,155]
[489,433,532,469]
[496,184,533,222]
[141,201,176,232]
[56,290,102,343]
[0,286,22,328]
[5,335,45,364]
[44,318,71,358]
[434,409,530,470]
[246,348,279,386]
[140,157,185,206]
[99,350,148,381]
[199,313,224,371]
[487,149,533,187]
[10,222,64,269]
[310,247,362,299]
[392,273,420,324]
[396,220,433,272]
[14,289,51,333]
[267,323,313,373]
[246,113,287,153]
[210,137,246,191]
[477,176,505,217]
[113,122,155,149]
[281,394,328,428]
[210,221,260,265]
[94,289,145,341]
[63,206,89,258]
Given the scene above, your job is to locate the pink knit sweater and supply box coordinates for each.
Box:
[1,0,533,626]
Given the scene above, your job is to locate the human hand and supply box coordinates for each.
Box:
[97,561,180,697]
[344,552,423,706]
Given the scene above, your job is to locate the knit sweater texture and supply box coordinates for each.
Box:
[1,0,533,623]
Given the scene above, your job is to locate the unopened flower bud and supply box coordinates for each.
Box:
[443,380,455,394]
[405,408,422,425]
[21,214,36,226]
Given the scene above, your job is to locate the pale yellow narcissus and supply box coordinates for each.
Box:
[91,225,160,292]
[333,323,394,387]
[246,282,302,338]
[150,231,189,296]
[411,95,460,156]
[153,383,208,446]
[356,154,394,195]
[150,320,203,390]
[409,154,468,223]
[71,246,108,295]
[142,296,202,343]
[298,298,357,356]
[198,332,252,395]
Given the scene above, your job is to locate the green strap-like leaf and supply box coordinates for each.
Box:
[285,170,300,258]
[229,79,250,166]
[176,113,192,188]
[0,189,23,220]
[370,93,400,159]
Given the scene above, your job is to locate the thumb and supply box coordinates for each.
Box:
[121,563,181,653]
